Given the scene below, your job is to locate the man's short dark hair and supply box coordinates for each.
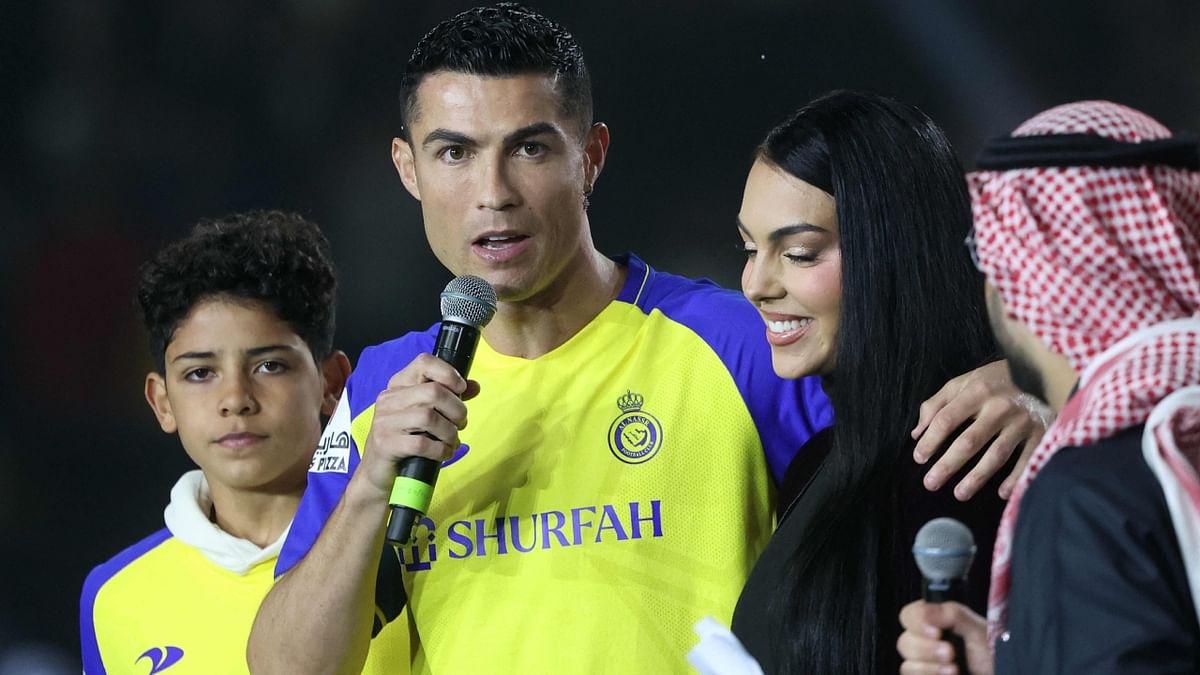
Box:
[137,210,338,372]
[398,3,593,140]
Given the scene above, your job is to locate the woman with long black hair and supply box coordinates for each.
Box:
[729,90,1010,673]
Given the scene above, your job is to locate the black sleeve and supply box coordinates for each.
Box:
[776,428,831,515]
[371,544,409,638]
[997,428,1200,674]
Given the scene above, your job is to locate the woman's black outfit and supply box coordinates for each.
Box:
[732,428,1009,673]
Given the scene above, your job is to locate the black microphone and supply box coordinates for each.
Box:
[913,517,976,675]
[385,275,497,547]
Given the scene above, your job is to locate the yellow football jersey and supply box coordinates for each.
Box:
[282,253,833,673]
[82,532,270,675]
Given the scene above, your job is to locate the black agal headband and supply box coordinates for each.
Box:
[975,132,1200,171]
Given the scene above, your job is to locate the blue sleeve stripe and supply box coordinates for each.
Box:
[347,330,438,414]
[80,528,173,674]
[275,444,358,577]
[621,254,835,482]
[277,331,435,577]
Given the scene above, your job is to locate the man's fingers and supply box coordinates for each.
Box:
[912,377,963,441]
[999,436,1038,499]
[902,600,975,633]
[931,401,1020,495]
[898,602,960,675]
[900,601,943,635]
[918,394,1003,489]
[376,381,469,429]
[912,394,943,441]
[996,393,1050,499]
[900,658,957,675]
[366,379,471,467]
[368,405,461,458]
[953,424,1024,500]
[898,602,989,675]
[921,387,1047,497]
[897,631,955,662]
[913,396,975,465]
[386,353,469,395]
[928,600,989,644]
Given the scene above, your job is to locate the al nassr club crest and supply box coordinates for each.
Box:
[607,390,663,464]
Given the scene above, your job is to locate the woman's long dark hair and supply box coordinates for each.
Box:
[760,91,994,674]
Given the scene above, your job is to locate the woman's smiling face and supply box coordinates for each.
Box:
[738,158,842,379]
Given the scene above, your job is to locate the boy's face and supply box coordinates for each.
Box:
[392,71,609,303]
[144,297,341,497]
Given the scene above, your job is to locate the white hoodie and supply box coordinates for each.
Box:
[162,470,290,576]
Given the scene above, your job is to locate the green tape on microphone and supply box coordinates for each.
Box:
[390,476,434,513]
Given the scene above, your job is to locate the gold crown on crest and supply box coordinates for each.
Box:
[617,390,644,412]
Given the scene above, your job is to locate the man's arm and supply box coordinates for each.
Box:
[1001,441,1200,674]
[247,354,474,674]
[911,361,1052,500]
[250,478,389,674]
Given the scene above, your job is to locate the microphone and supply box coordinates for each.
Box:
[385,275,497,547]
[913,517,976,675]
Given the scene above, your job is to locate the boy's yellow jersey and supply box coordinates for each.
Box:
[80,533,411,675]
[280,253,833,673]
[81,530,270,674]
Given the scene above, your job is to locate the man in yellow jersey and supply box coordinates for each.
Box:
[80,211,351,674]
[248,5,1044,673]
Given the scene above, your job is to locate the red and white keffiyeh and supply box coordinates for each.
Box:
[967,101,1200,644]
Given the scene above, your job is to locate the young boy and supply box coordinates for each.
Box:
[79,211,351,674]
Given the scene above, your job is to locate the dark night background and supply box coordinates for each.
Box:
[2,1,1198,670]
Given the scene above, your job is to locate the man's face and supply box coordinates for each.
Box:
[393,71,607,303]
[985,282,1049,403]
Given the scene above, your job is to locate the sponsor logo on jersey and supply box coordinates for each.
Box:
[397,500,664,572]
[310,394,351,473]
[136,646,184,674]
[607,390,664,464]
[398,516,438,572]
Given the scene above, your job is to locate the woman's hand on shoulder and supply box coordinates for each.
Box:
[910,360,1053,500]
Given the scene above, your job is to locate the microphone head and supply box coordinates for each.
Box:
[913,517,976,582]
[440,275,498,329]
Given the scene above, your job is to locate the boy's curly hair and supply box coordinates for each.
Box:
[137,210,337,372]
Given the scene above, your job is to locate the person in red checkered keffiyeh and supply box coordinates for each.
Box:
[898,101,1200,674]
